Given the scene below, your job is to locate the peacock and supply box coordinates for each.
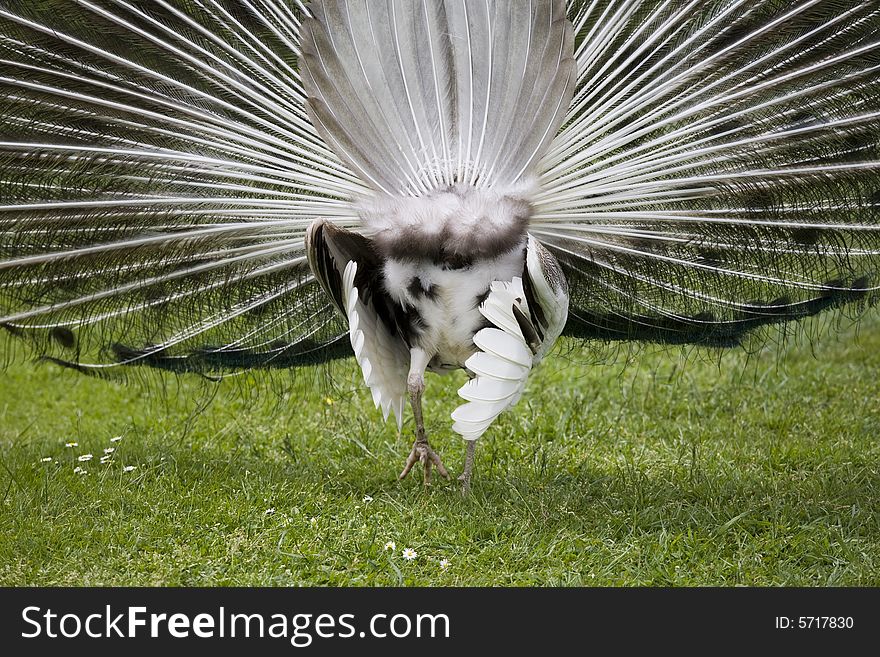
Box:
[1,0,878,492]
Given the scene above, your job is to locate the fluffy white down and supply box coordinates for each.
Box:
[382,246,526,369]
[357,179,537,255]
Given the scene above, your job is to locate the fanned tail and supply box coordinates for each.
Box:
[3,0,880,380]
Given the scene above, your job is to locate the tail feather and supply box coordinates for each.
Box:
[0,1,357,377]
[536,0,880,349]
[300,0,576,194]
[563,275,872,348]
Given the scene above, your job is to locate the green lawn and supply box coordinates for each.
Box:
[1,316,879,586]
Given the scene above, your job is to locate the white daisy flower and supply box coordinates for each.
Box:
[384,541,396,552]
[402,548,417,561]
[77,454,93,462]
[309,517,318,526]
[439,558,450,570]
[65,442,78,448]
[265,508,276,515]
[40,456,52,462]
[110,436,123,443]
[73,466,87,475]
[100,455,112,463]
[103,447,115,454]
[122,465,136,472]
[362,495,373,504]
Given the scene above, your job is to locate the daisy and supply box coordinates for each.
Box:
[122,465,136,472]
[100,455,112,464]
[110,436,123,443]
[77,454,93,462]
[309,517,318,526]
[384,541,396,552]
[362,495,373,504]
[65,442,78,448]
[103,447,115,454]
[40,456,52,462]
[265,508,276,516]
[439,558,450,570]
[402,548,417,561]
[73,466,87,475]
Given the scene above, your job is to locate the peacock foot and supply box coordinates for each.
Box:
[398,439,450,486]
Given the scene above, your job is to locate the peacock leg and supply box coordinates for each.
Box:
[458,440,476,495]
[399,349,450,485]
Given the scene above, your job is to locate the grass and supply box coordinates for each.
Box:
[1,316,879,586]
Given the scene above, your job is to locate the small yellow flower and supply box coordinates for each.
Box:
[324,397,334,406]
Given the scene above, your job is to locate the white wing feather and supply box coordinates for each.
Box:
[342,261,409,429]
[451,237,570,441]
[452,278,533,441]
[525,235,570,361]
